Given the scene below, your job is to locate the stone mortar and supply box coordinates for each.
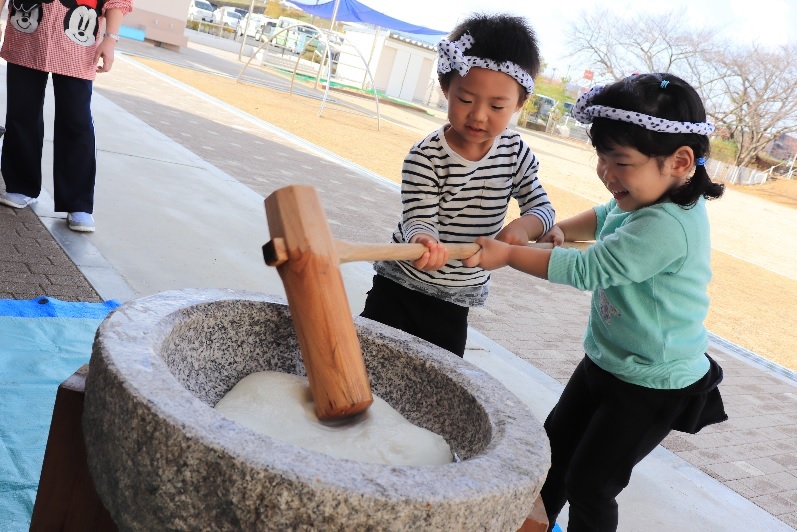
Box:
[83,288,550,530]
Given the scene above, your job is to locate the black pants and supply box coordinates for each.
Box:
[360,274,469,357]
[540,356,716,531]
[1,62,96,213]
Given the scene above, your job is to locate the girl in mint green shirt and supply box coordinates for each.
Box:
[464,73,728,531]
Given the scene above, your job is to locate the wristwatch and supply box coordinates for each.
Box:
[103,33,120,42]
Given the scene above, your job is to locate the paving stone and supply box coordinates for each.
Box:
[0,195,100,303]
[662,433,698,452]
[770,454,797,471]
[731,472,797,497]
[0,261,30,273]
[750,490,797,516]
[746,457,792,476]
[781,510,797,528]
[706,461,764,482]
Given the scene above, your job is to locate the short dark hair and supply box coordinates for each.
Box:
[439,13,540,96]
[589,73,724,207]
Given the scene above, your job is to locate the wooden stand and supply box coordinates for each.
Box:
[519,495,550,532]
[29,364,116,531]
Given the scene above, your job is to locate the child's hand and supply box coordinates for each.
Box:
[462,237,510,271]
[411,234,449,271]
[538,225,565,247]
[495,223,530,246]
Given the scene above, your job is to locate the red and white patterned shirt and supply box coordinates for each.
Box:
[1,0,133,81]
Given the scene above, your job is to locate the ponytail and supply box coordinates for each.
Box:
[669,153,724,207]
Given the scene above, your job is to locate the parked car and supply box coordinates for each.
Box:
[187,0,214,22]
[236,13,278,41]
[213,6,242,30]
[257,17,279,41]
[522,95,557,124]
[303,32,342,67]
[273,16,317,53]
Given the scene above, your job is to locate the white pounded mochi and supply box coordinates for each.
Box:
[214,371,453,466]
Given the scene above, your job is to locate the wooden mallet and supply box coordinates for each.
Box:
[264,184,589,421]
[264,185,375,421]
[264,186,504,422]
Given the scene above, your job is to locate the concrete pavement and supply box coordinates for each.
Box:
[1,37,795,530]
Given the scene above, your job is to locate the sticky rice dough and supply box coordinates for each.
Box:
[215,371,453,466]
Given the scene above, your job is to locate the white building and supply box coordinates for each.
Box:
[123,0,191,50]
[335,24,446,109]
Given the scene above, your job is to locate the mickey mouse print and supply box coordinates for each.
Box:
[1,0,131,80]
[9,0,101,45]
[7,0,52,33]
[63,0,101,46]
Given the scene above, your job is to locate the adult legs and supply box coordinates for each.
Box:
[51,73,96,214]
[1,63,48,198]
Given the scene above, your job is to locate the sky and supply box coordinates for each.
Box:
[357,0,796,79]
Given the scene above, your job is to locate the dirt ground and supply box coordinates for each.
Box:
[728,177,797,209]
[133,57,797,373]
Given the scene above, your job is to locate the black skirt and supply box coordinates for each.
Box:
[671,355,728,434]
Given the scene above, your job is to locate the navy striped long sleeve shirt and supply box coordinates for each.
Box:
[374,126,555,307]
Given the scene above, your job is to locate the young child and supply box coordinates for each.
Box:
[360,13,555,357]
[463,73,728,530]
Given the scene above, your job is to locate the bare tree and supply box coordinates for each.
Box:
[565,9,716,82]
[566,7,797,168]
[564,8,626,81]
[704,43,797,167]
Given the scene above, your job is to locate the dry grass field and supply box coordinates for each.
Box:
[132,56,797,373]
[729,176,797,208]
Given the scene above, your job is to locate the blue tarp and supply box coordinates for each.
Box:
[0,297,120,530]
[290,0,447,35]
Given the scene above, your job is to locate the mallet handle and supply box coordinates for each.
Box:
[334,241,483,263]
[264,239,587,267]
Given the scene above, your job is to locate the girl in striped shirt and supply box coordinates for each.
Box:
[361,13,555,357]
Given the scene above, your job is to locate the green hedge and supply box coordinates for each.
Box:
[710,139,738,164]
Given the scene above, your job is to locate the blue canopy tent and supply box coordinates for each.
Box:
[237,0,446,128]
[289,0,447,35]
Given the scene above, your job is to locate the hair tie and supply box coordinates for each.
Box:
[696,157,706,166]
[437,32,535,94]
[660,80,670,89]
[572,85,715,135]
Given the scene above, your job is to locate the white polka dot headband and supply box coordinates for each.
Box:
[573,85,715,135]
[437,32,535,94]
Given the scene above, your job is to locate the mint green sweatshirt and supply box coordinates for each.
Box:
[547,198,711,389]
